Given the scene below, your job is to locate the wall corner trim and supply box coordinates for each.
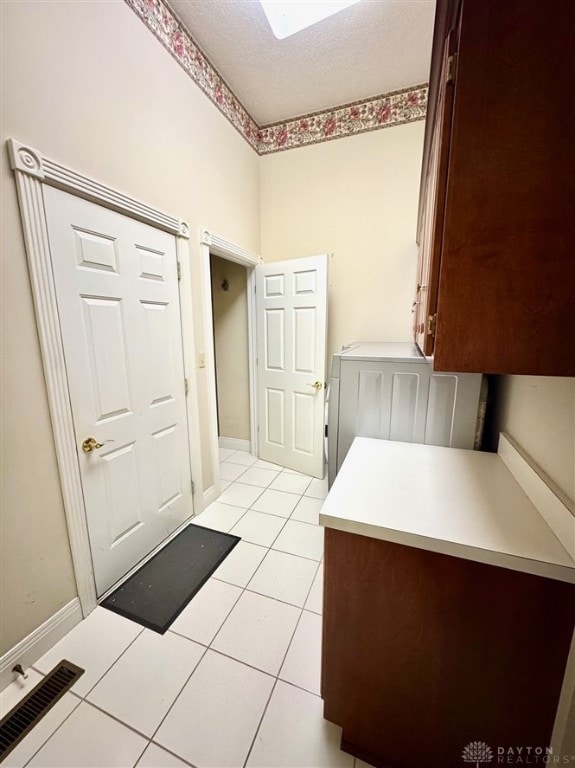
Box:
[0,598,82,693]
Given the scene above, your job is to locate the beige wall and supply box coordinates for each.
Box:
[260,122,425,363]
[210,256,251,441]
[1,0,259,654]
[491,376,575,502]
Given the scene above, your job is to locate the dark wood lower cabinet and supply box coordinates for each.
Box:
[322,528,575,768]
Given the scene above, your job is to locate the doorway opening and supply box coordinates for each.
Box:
[209,254,252,455]
[199,230,260,508]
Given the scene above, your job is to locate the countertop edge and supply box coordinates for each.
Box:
[319,512,575,584]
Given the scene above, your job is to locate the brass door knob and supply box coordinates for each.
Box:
[307,381,323,391]
[82,437,113,453]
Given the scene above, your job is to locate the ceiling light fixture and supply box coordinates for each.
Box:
[259,0,362,40]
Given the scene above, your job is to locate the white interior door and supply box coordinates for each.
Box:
[256,255,328,477]
[43,186,194,596]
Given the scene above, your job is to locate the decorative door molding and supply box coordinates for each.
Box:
[7,138,201,616]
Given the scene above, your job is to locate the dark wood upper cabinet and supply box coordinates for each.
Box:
[415,0,575,375]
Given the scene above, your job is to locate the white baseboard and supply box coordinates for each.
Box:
[0,598,82,692]
[218,436,251,453]
[202,484,218,509]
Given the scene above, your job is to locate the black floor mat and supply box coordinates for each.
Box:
[101,524,240,633]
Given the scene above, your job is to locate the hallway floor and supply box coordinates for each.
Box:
[1,450,370,768]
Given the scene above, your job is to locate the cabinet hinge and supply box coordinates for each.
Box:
[184,377,189,396]
[446,54,457,84]
[177,260,182,281]
[427,313,437,336]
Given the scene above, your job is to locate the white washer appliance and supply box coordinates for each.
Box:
[327,342,485,487]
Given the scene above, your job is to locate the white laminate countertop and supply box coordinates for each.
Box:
[319,437,575,583]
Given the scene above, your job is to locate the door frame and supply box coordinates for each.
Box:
[199,229,261,505]
[7,138,203,617]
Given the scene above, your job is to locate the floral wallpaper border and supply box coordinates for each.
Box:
[258,85,427,154]
[125,0,427,155]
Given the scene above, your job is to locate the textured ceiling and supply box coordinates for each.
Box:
[169,0,436,125]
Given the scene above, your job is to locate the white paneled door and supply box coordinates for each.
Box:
[43,187,193,596]
[256,256,328,478]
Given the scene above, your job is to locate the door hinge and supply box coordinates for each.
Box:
[177,260,182,281]
[427,313,437,336]
[446,54,457,84]
[184,377,189,395]
[191,479,195,493]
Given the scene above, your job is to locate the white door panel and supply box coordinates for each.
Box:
[43,187,193,596]
[256,255,328,477]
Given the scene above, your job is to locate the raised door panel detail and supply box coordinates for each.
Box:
[293,392,314,455]
[74,228,118,273]
[264,273,285,298]
[81,296,131,423]
[152,424,184,515]
[43,186,193,597]
[389,373,420,443]
[294,270,317,295]
[266,388,284,446]
[137,245,167,282]
[425,375,457,446]
[293,307,316,374]
[100,442,143,547]
[356,371,387,439]
[141,301,175,407]
[265,309,285,371]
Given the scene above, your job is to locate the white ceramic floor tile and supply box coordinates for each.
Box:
[219,482,265,509]
[220,479,232,491]
[213,540,268,588]
[270,472,313,495]
[230,510,286,547]
[88,630,204,737]
[219,448,236,462]
[251,488,301,518]
[225,452,258,467]
[279,611,322,694]
[33,607,142,697]
[170,579,242,646]
[291,496,324,525]
[28,701,147,768]
[253,459,283,470]
[0,669,45,715]
[191,501,247,533]
[219,461,248,482]
[136,743,189,768]
[272,520,324,561]
[304,477,329,499]
[247,681,352,768]
[155,650,274,768]
[2,693,80,768]
[237,467,280,488]
[247,550,317,608]
[305,563,324,615]
[212,591,300,675]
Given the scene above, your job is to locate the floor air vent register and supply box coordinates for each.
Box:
[0,660,84,761]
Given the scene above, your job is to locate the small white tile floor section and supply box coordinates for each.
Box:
[0,450,372,768]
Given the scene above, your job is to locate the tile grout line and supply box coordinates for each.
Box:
[21,688,83,767]
[23,453,326,767]
[241,555,322,767]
